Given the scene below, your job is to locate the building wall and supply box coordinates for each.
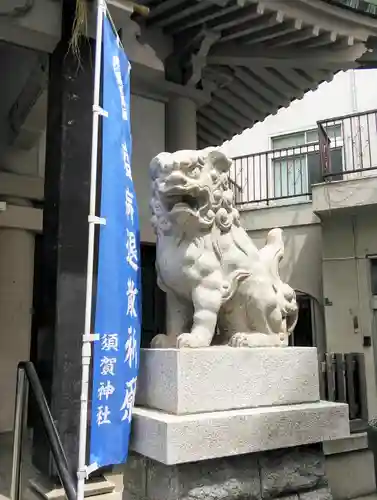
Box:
[0,228,35,432]
[321,208,377,418]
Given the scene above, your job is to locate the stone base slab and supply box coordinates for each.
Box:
[131,401,349,465]
[123,444,333,500]
[136,347,320,414]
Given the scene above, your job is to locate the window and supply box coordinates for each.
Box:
[271,125,343,200]
[273,154,308,199]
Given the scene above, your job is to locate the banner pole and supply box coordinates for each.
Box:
[77,0,105,498]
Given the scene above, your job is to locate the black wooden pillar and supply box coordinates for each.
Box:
[32,0,95,475]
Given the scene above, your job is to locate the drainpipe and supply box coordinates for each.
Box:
[350,70,358,113]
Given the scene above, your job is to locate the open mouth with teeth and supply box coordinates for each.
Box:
[160,187,207,214]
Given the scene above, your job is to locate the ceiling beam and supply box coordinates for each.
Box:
[197,107,239,132]
[149,2,209,28]
[301,31,337,48]
[210,97,252,129]
[301,68,335,84]
[233,68,290,106]
[267,25,320,47]
[256,0,375,39]
[131,62,211,104]
[146,0,185,22]
[251,67,305,99]
[166,4,240,35]
[211,3,264,32]
[207,42,367,68]
[204,0,230,6]
[242,19,303,46]
[197,125,222,147]
[220,11,284,43]
[212,88,264,122]
[198,114,230,138]
[207,67,273,113]
[278,67,314,90]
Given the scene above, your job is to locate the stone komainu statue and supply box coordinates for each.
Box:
[149,147,298,348]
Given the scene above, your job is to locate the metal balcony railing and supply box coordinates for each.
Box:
[231,144,318,207]
[230,108,377,207]
[319,108,377,180]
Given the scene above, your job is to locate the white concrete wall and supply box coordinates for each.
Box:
[0,229,34,432]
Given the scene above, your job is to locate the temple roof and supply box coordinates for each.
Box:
[138,0,377,147]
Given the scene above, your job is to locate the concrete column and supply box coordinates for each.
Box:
[166,96,197,152]
[0,228,34,432]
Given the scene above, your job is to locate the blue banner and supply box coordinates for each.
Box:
[90,13,141,468]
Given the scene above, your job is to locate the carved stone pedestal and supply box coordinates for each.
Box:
[125,347,349,499]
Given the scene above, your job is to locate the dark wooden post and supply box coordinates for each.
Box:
[32,0,94,475]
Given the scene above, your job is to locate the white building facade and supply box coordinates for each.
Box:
[223,68,377,498]
[224,67,377,401]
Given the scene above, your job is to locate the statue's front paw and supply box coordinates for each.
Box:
[228,332,250,347]
[177,332,210,348]
[151,334,176,348]
[229,332,284,348]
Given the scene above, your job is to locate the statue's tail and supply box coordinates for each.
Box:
[259,228,298,336]
[258,228,284,283]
